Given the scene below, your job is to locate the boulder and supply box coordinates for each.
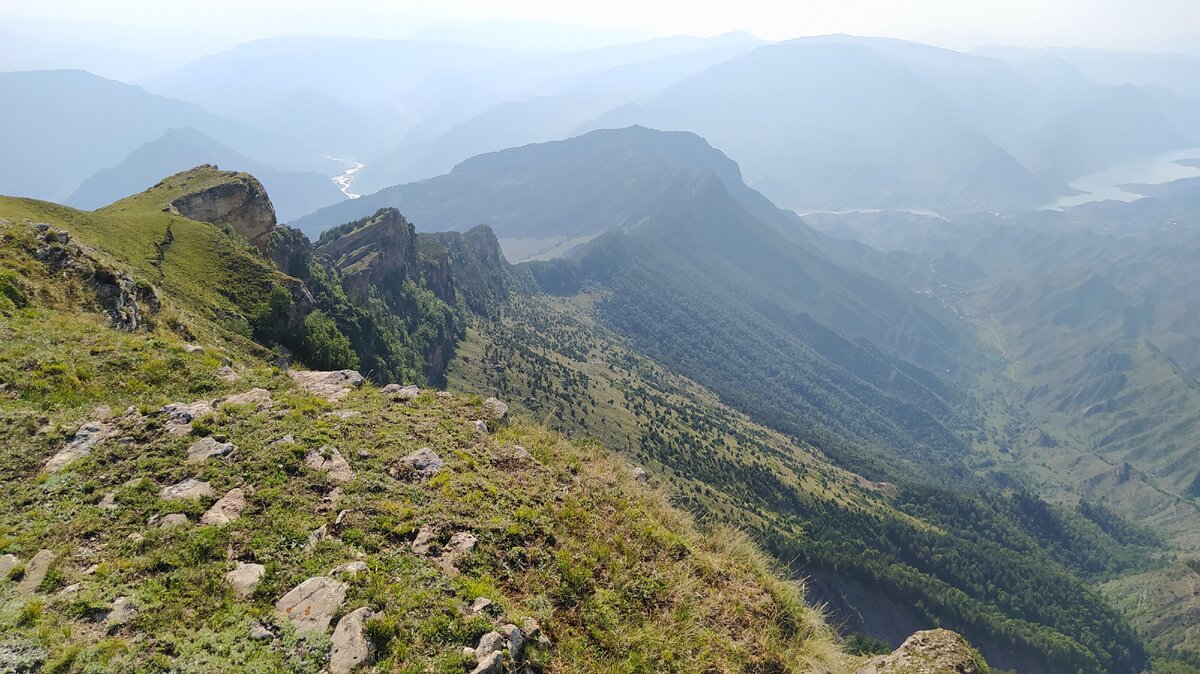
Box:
[45,421,112,472]
[56,582,83,599]
[470,653,503,674]
[249,623,274,640]
[475,631,506,660]
[106,596,135,626]
[17,550,54,596]
[161,400,214,435]
[411,525,436,555]
[331,561,368,577]
[0,554,19,579]
[288,370,364,402]
[381,384,420,400]
[201,488,247,525]
[483,398,509,425]
[225,562,266,598]
[275,576,347,634]
[186,436,236,463]
[397,448,444,479]
[217,366,240,382]
[855,629,984,674]
[305,446,354,483]
[438,531,477,574]
[158,513,190,529]
[220,387,273,411]
[510,445,532,461]
[631,466,648,483]
[330,606,376,673]
[498,624,525,659]
[160,478,214,501]
[467,597,493,615]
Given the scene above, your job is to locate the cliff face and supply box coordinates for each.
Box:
[168,167,277,252]
[315,208,419,293]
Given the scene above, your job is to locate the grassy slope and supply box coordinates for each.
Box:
[0,195,847,672]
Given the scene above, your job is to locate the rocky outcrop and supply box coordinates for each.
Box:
[314,208,418,294]
[305,447,354,484]
[160,478,214,501]
[160,400,215,435]
[186,436,235,463]
[16,550,54,596]
[289,370,364,402]
[29,223,160,331]
[855,629,985,674]
[45,420,113,472]
[225,562,266,598]
[168,167,277,252]
[396,448,444,480]
[201,488,247,525]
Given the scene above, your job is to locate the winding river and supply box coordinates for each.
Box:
[325,154,365,199]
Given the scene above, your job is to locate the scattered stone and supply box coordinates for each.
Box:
[305,446,354,483]
[161,400,215,435]
[331,561,367,577]
[631,466,648,483]
[201,488,247,525]
[471,420,489,433]
[184,344,204,353]
[467,597,493,615]
[412,525,436,555]
[0,554,19,578]
[498,623,525,659]
[44,421,113,472]
[511,445,532,460]
[436,391,453,399]
[381,384,421,400]
[158,513,190,529]
[275,576,347,634]
[56,583,83,599]
[160,478,214,500]
[397,448,444,479]
[304,525,329,553]
[82,565,99,576]
[330,606,376,674]
[249,623,274,640]
[269,434,295,447]
[438,532,477,574]
[855,629,984,674]
[333,509,351,529]
[186,436,236,462]
[288,369,364,402]
[17,550,53,596]
[470,653,503,674]
[220,387,273,411]
[463,646,477,658]
[483,398,509,425]
[127,533,144,543]
[520,617,541,641]
[106,596,135,627]
[330,410,360,419]
[217,366,240,382]
[98,492,117,510]
[322,487,343,506]
[475,632,505,660]
[225,562,266,598]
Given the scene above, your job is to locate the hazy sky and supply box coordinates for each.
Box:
[3,0,1199,55]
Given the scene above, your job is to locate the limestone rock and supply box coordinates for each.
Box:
[469,652,502,674]
[217,366,240,382]
[220,387,273,411]
[397,448,443,479]
[475,631,505,660]
[106,596,135,626]
[304,525,329,553]
[56,582,83,599]
[483,397,509,425]
[856,629,984,674]
[330,606,376,674]
[160,478,214,500]
[169,170,277,252]
[225,562,266,598]
[631,466,648,483]
[467,597,492,615]
[158,513,190,529]
[411,525,436,555]
[161,400,214,435]
[0,554,19,579]
[275,576,347,634]
[201,488,247,525]
[45,421,112,472]
[471,420,489,433]
[186,436,236,462]
[250,623,274,640]
[305,446,354,483]
[17,550,54,596]
[331,561,367,577]
[438,531,477,573]
[381,384,420,400]
[511,445,532,461]
[288,369,364,402]
[499,624,525,659]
